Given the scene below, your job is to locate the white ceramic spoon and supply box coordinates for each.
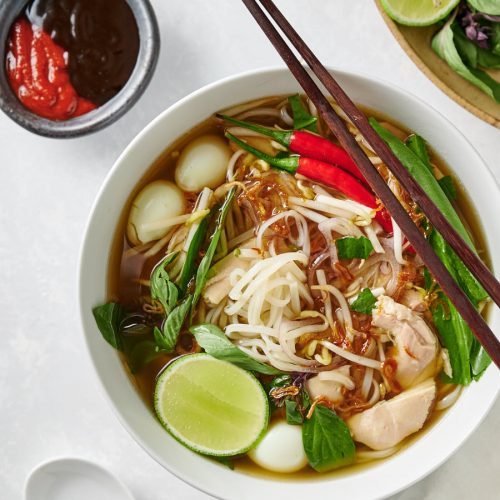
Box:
[25,458,134,500]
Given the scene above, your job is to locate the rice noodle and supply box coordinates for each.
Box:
[436,385,462,410]
[391,218,408,265]
[144,228,176,258]
[364,224,385,254]
[279,105,294,126]
[227,150,245,181]
[318,366,355,389]
[222,97,279,117]
[141,213,191,233]
[237,107,281,120]
[311,284,352,330]
[356,446,399,463]
[255,210,310,257]
[321,340,382,370]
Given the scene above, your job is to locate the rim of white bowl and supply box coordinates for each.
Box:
[78,66,500,500]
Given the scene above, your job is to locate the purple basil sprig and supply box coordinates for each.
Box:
[459,3,500,49]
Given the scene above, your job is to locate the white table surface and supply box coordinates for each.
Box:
[1,1,499,499]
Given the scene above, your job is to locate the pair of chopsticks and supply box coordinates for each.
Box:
[241,0,500,368]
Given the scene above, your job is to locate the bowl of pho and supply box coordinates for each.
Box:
[79,67,500,500]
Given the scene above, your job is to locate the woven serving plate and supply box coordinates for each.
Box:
[375,0,500,128]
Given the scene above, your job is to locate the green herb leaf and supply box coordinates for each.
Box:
[285,399,303,425]
[470,337,492,380]
[405,134,433,172]
[491,23,500,55]
[453,24,478,68]
[336,236,374,260]
[438,175,457,201]
[190,323,282,375]
[269,374,293,389]
[160,296,193,352]
[288,94,318,132]
[178,214,210,295]
[214,456,235,470]
[467,0,500,15]
[432,292,473,385]
[432,17,500,102]
[302,404,356,472]
[127,340,160,373]
[193,188,236,306]
[351,288,377,314]
[423,267,434,291]
[150,252,179,315]
[92,303,125,350]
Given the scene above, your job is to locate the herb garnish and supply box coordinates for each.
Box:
[190,324,282,375]
[336,236,374,260]
[351,288,377,314]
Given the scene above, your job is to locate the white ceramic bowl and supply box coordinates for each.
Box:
[79,67,500,500]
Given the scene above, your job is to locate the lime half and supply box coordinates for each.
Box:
[381,0,460,26]
[154,353,269,456]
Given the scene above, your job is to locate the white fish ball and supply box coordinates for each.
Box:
[175,135,231,192]
[248,421,308,473]
[127,180,185,245]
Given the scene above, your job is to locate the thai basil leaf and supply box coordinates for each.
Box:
[158,296,193,353]
[432,18,500,102]
[468,66,500,100]
[269,374,293,389]
[470,337,492,380]
[467,0,500,15]
[336,236,374,260]
[302,404,355,472]
[288,94,318,132]
[405,134,432,172]
[432,292,473,385]
[350,288,377,314]
[214,456,235,470]
[438,176,457,201]
[193,188,236,306]
[453,23,500,69]
[150,252,179,314]
[127,340,161,373]
[178,214,210,295]
[491,23,500,55]
[429,223,487,307]
[190,324,282,375]
[453,24,479,67]
[285,399,303,425]
[423,267,433,291]
[92,302,125,350]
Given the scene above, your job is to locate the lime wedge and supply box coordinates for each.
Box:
[154,353,269,456]
[380,0,460,26]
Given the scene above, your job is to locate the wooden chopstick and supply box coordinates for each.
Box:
[241,0,500,368]
[257,0,500,310]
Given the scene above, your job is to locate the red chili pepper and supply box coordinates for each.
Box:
[226,132,393,233]
[218,114,367,185]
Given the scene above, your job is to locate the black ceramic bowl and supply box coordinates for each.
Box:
[0,0,160,138]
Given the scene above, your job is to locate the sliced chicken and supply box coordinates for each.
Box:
[347,378,436,450]
[373,295,438,389]
[305,366,351,404]
[203,238,256,306]
[400,288,427,312]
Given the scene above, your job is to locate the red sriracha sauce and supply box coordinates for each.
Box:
[6,18,96,121]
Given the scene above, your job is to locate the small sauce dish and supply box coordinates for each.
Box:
[25,457,135,500]
[0,0,160,138]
